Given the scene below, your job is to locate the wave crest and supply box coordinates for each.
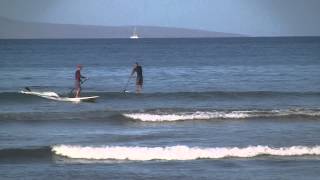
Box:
[123,109,320,122]
[52,145,320,161]
[123,111,250,121]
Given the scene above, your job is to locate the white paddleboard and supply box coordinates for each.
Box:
[20,90,99,102]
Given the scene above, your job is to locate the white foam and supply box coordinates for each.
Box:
[52,145,320,161]
[123,109,320,122]
[271,109,320,117]
[123,111,250,122]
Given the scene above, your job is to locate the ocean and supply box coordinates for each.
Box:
[0,37,320,179]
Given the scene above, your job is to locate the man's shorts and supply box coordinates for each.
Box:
[136,77,143,85]
[75,80,81,90]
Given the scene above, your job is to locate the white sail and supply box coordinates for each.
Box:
[130,27,139,39]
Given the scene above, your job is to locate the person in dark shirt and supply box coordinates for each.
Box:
[131,62,143,94]
[75,64,87,97]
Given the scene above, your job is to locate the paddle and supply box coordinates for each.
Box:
[69,78,89,97]
[123,75,132,94]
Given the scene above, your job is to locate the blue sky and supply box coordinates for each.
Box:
[0,0,319,36]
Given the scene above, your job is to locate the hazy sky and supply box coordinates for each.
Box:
[0,0,319,36]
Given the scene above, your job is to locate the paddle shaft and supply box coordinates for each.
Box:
[70,78,88,94]
[123,75,132,93]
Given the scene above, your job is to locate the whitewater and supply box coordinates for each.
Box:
[52,145,320,161]
[123,109,320,122]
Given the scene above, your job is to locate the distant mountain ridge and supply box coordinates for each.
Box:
[0,17,243,39]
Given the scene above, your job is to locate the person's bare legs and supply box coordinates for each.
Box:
[136,85,142,94]
[75,87,81,97]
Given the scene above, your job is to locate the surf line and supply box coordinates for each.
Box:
[52,145,320,161]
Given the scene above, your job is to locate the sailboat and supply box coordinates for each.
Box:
[130,27,139,39]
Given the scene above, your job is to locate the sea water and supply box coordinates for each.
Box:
[0,37,320,179]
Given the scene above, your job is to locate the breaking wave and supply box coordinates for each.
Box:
[123,109,320,121]
[123,111,250,121]
[52,145,320,161]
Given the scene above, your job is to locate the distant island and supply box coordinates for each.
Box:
[0,17,243,39]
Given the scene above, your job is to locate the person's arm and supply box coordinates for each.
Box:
[131,67,136,76]
[80,73,87,83]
